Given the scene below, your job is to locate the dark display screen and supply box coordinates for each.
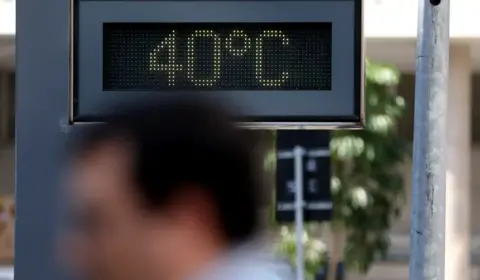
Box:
[103,23,332,91]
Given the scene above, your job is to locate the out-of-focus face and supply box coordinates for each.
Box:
[62,142,192,280]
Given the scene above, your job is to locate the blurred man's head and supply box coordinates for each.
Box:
[64,96,261,280]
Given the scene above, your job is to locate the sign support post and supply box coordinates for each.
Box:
[277,130,332,280]
[410,1,450,280]
[293,146,305,280]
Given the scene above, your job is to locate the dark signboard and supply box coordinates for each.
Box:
[275,130,332,222]
[72,0,364,128]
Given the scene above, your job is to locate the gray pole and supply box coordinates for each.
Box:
[410,0,450,280]
[293,146,305,280]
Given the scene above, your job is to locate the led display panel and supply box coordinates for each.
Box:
[103,23,332,91]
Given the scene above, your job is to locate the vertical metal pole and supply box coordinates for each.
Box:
[410,1,450,280]
[294,146,305,280]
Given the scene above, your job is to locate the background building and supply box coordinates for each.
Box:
[1,0,480,279]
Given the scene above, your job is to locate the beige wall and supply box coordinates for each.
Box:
[391,146,480,233]
[398,73,480,142]
[388,72,480,234]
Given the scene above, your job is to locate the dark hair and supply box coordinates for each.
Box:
[71,95,261,245]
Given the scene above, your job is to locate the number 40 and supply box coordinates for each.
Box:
[149,29,290,87]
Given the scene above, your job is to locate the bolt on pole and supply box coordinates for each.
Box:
[409,0,450,280]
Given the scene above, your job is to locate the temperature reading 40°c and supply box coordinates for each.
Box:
[103,23,332,91]
[149,29,290,87]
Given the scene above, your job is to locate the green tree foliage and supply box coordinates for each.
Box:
[331,60,409,272]
[274,226,328,278]
[274,60,410,275]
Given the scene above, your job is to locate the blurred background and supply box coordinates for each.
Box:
[2,0,480,279]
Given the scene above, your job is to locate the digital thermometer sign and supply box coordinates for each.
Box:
[103,23,332,91]
[73,0,363,128]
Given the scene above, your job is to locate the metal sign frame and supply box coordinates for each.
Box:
[70,0,365,129]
